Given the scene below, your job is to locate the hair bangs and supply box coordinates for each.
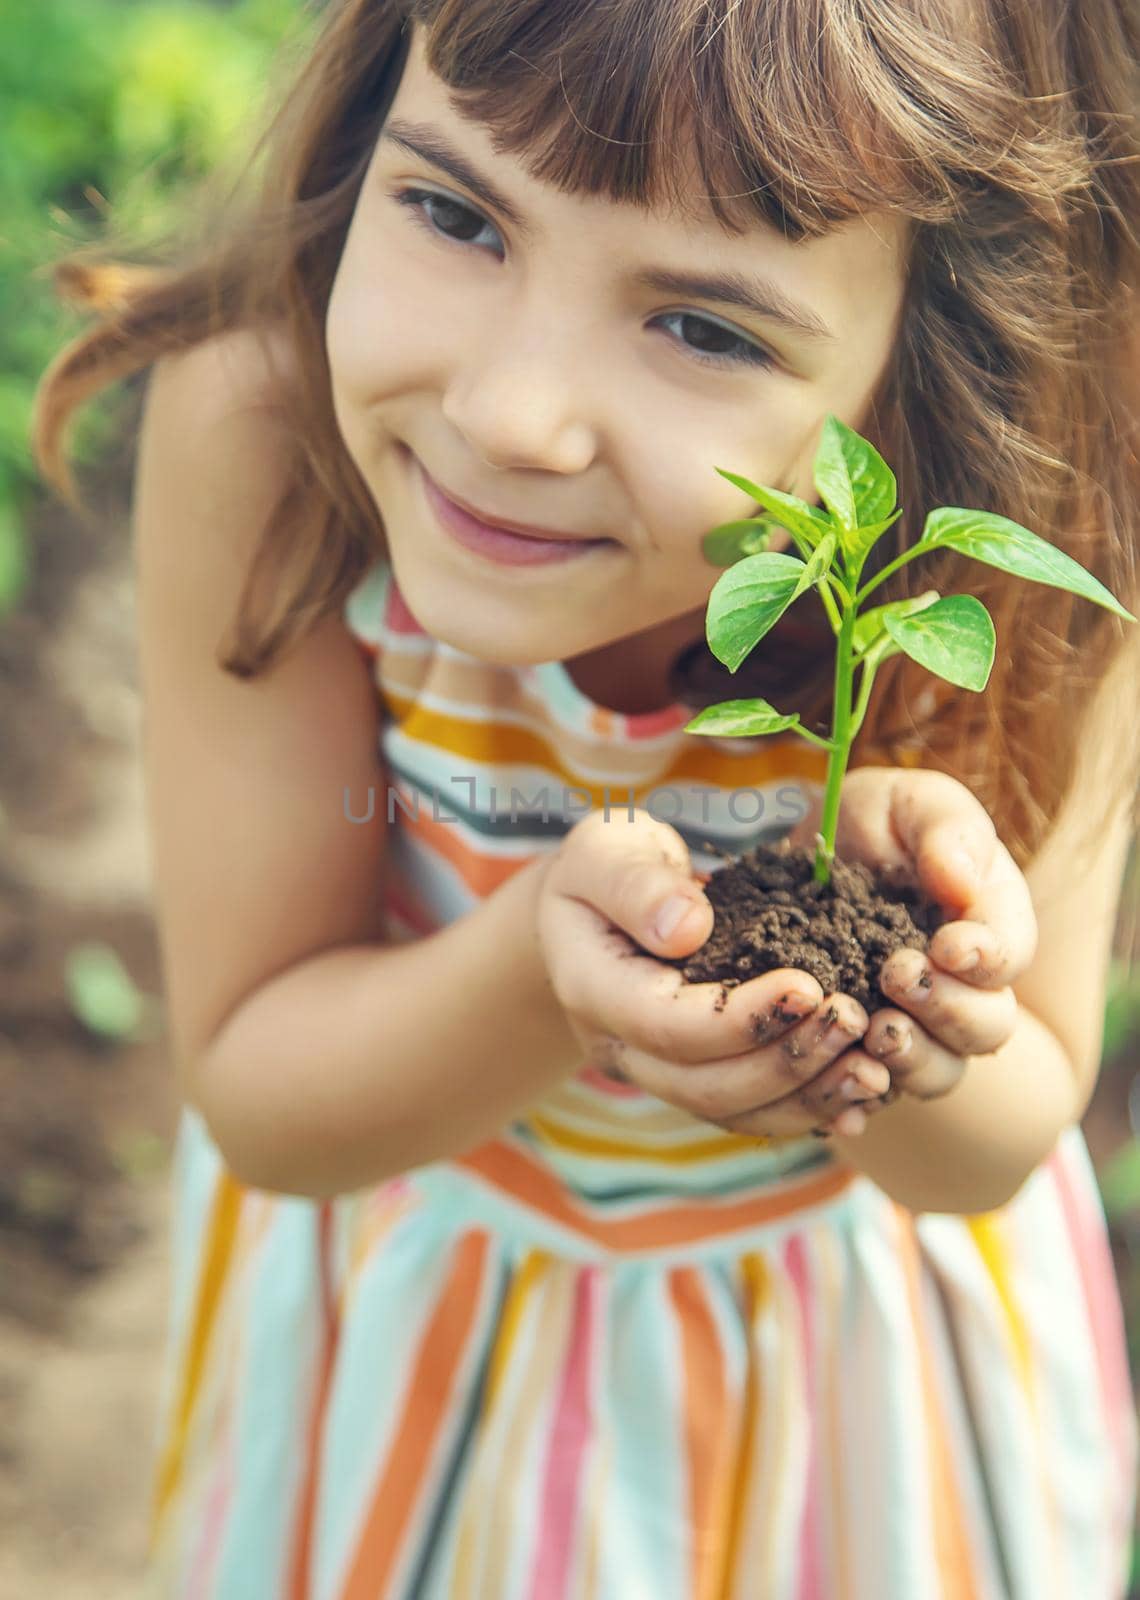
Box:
[408,0,1090,241]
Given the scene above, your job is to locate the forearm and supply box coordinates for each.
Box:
[831,1003,1081,1215]
[189,856,582,1199]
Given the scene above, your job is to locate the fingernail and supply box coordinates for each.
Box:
[853,1060,891,1095]
[753,993,817,1041]
[835,1107,867,1136]
[904,966,932,1002]
[949,948,980,973]
[654,895,701,941]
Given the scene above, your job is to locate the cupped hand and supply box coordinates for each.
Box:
[535,807,893,1139]
[784,766,1037,1102]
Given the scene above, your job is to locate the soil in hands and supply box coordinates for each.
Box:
[659,841,948,1016]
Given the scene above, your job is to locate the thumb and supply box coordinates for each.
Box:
[916,822,990,912]
[559,808,714,955]
[650,883,714,952]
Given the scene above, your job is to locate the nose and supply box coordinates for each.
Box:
[440,327,600,475]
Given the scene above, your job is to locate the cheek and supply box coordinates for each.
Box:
[326,272,409,418]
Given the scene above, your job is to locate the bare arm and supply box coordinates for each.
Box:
[133,331,580,1199]
[193,854,584,1198]
[830,1002,1077,1214]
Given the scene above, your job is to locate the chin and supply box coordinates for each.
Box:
[390,563,573,666]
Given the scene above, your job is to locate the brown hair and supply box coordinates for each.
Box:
[32,0,1140,872]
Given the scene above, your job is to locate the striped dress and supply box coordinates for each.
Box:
[141,555,1137,1599]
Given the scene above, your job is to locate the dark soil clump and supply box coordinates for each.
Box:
[661,841,947,1016]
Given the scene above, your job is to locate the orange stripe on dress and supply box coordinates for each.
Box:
[149,1169,246,1547]
[720,1253,767,1594]
[892,1203,982,1600]
[338,1230,494,1600]
[385,689,828,794]
[451,1139,858,1252]
[818,1232,856,1600]
[403,803,534,898]
[669,1265,741,1600]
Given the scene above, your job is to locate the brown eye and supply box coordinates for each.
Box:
[394,187,501,255]
[652,311,777,372]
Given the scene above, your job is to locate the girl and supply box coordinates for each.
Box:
[32,1,1140,1594]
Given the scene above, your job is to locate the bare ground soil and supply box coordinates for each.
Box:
[1,477,178,1597]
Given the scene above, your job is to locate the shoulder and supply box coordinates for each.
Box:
[134,323,310,656]
[132,325,391,1083]
[147,320,300,429]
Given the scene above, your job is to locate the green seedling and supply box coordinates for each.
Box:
[685,414,1136,887]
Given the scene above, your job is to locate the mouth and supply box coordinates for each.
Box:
[424,463,607,543]
[413,453,618,567]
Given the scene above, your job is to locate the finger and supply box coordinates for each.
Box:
[887,777,1038,983]
[858,1013,967,1100]
[786,770,1036,989]
[862,766,999,911]
[581,990,871,1126]
[789,767,992,915]
[553,807,716,958]
[695,1037,893,1142]
[796,1046,892,1113]
[879,948,1020,1056]
[923,918,1015,989]
[890,769,1001,912]
[757,1048,896,1138]
[921,842,1037,988]
[556,893,824,1063]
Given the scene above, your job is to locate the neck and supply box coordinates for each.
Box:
[563,606,708,717]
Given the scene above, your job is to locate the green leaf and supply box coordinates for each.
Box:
[701,517,778,568]
[110,1130,171,1181]
[704,551,809,672]
[853,590,940,656]
[683,699,802,738]
[713,468,833,548]
[842,509,905,572]
[0,498,30,618]
[64,942,143,1040]
[1103,955,1140,1062]
[882,594,996,692]
[813,414,898,537]
[1099,1140,1140,1219]
[792,531,838,601]
[920,507,1137,623]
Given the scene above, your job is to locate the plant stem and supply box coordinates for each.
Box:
[817,575,843,635]
[813,592,857,886]
[793,723,835,752]
[855,544,925,607]
[848,658,879,744]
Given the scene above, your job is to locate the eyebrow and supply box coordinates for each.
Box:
[379,118,838,345]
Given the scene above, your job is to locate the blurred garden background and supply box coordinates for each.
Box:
[1,0,1138,1594]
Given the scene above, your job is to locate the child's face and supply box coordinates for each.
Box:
[327,24,909,666]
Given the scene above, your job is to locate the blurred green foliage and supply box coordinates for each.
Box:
[0,0,313,613]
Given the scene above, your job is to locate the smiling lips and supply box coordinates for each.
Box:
[416,456,614,566]
[431,474,604,543]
